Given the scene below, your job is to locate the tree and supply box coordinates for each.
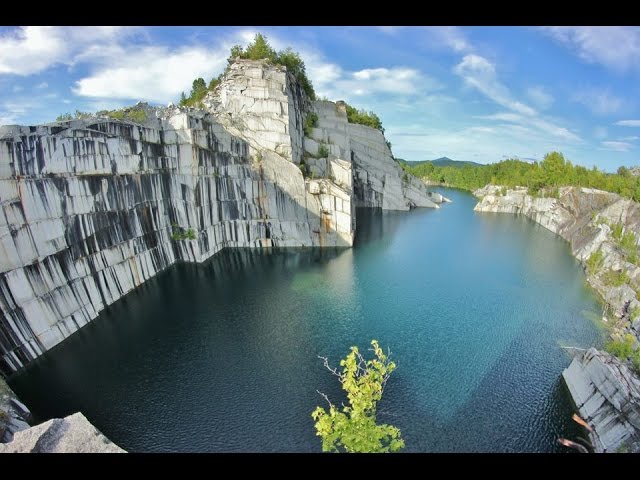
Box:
[311,340,405,453]
[243,33,277,62]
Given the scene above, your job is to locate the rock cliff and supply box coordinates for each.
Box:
[563,348,640,452]
[0,411,125,453]
[474,184,640,452]
[0,59,441,374]
[1,376,30,443]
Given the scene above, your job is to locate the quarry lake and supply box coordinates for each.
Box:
[8,188,604,452]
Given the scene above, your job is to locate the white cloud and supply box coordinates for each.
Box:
[455,55,581,144]
[602,141,633,151]
[296,47,434,101]
[377,27,403,35]
[454,54,537,116]
[74,46,228,102]
[542,26,640,72]
[11,85,22,92]
[616,119,640,127]
[593,126,608,139]
[36,82,48,89]
[423,27,472,53]
[477,112,523,122]
[347,67,433,96]
[0,112,17,125]
[0,26,132,76]
[620,136,639,141]
[572,88,623,115]
[526,86,554,110]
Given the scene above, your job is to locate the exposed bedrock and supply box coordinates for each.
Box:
[0,60,441,374]
[474,185,640,452]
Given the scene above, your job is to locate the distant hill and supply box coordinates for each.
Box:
[397,157,484,168]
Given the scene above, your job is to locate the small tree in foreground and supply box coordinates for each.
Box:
[311,339,405,453]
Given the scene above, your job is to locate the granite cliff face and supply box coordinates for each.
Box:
[474,185,640,452]
[563,348,640,452]
[0,59,441,375]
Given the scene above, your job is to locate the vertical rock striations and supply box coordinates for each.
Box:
[0,60,440,374]
[563,348,640,452]
[474,185,640,452]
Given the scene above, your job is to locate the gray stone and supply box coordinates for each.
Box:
[475,185,640,451]
[0,412,125,453]
[0,59,448,373]
[562,348,640,453]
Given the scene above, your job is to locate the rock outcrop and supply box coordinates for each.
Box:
[563,348,640,452]
[1,376,30,443]
[0,411,125,453]
[474,185,640,452]
[0,59,441,374]
[474,185,640,329]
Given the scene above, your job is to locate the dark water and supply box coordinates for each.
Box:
[9,188,604,452]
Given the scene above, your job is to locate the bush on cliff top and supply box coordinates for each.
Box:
[344,103,384,133]
[180,33,316,107]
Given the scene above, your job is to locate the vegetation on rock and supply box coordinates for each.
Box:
[311,340,404,453]
[344,103,384,133]
[605,334,640,373]
[304,112,319,137]
[180,33,316,107]
[406,151,640,201]
[56,105,148,124]
[170,224,197,241]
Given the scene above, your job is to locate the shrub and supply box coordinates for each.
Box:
[311,340,404,453]
[585,249,604,276]
[612,223,624,241]
[602,268,629,287]
[619,231,638,264]
[317,143,329,158]
[605,333,635,360]
[171,224,197,241]
[304,112,319,137]
[344,103,384,132]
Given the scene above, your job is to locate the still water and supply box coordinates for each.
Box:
[9,188,603,452]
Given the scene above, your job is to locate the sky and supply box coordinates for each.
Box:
[1,26,640,172]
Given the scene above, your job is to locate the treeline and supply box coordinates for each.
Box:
[405,152,640,201]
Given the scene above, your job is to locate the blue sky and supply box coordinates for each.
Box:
[1,26,640,171]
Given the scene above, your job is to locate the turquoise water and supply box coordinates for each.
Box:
[8,188,604,452]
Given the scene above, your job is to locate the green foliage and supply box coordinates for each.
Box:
[299,162,308,178]
[311,340,404,453]
[225,34,315,100]
[605,333,635,360]
[179,77,208,107]
[304,112,319,137]
[98,105,147,124]
[586,249,604,276]
[170,224,197,241]
[406,151,640,201]
[619,230,638,264]
[612,222,624,241]
[602,268,629,287]
[344,103,384,132]
[317,143,329,158]
[56,110,92,121]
